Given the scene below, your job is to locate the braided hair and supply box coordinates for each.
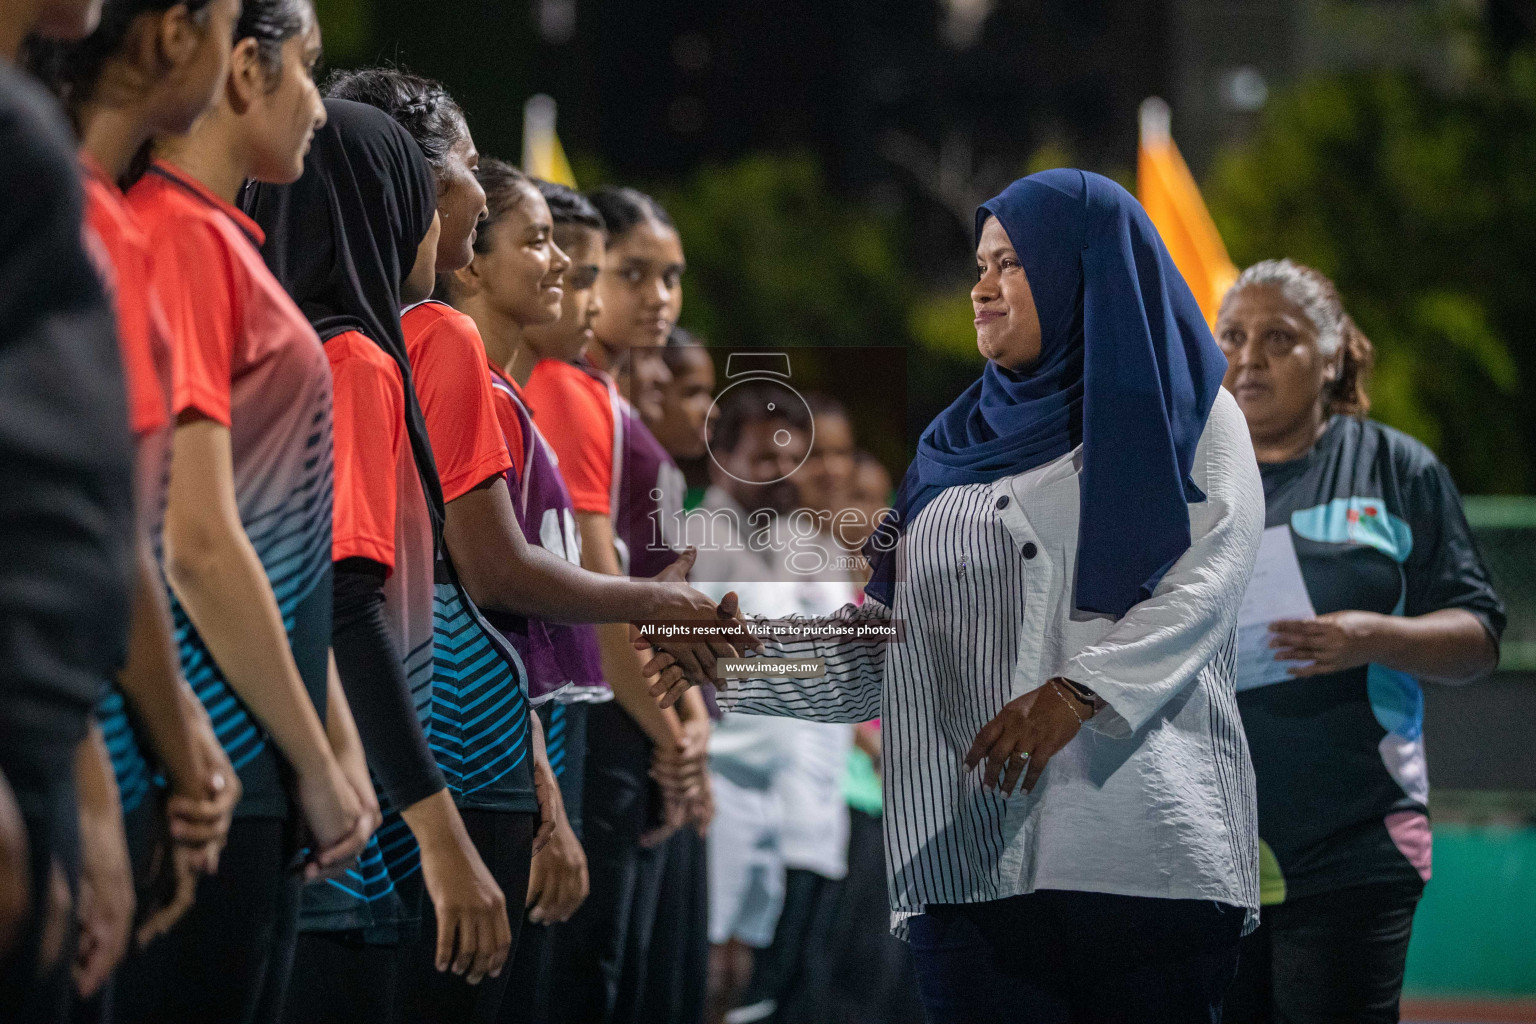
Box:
[324,66,468,181]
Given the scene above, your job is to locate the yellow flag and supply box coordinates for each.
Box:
[523,94,577,188]
[1137,97,1237,327]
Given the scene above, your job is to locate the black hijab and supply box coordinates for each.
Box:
[243,98,446,546]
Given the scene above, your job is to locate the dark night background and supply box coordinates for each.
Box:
[313,0,1536,494]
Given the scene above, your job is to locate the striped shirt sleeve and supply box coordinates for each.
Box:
[717,599,890,724]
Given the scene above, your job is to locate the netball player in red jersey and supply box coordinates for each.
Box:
[327,71,741,1020]
[524,185,716,1023]
[116,4,378,1020]
[30,3,250,999]
[441,168,616,1024]
[247,98,524,1024]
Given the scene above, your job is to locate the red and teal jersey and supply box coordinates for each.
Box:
[303,330,440,933]
[129,161,334,819]
[82,157,173,498]
[401,302,534,814]
[486,363,606,705]
[326,331,436,725]
[81,157,174,815]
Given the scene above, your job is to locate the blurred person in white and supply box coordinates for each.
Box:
[683,382,815,1024]
[727,393,862,1024]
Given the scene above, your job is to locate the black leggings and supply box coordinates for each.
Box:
[395,809,534,1024]
[1224,880,1423,1024]
[545,704,663,1024]
[113,816,302,1024]
[637,826,709,1024]
[740,867,842,1023]
[281,932,400,1024]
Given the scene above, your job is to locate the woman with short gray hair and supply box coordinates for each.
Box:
[1216,259,1503,1023]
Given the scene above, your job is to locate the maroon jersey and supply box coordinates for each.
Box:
[488,365,607,704]
[603,372,685,580]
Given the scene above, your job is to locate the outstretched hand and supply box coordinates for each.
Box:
[643,549,730,684]
[639,546,762,698]
[639,592,760,709]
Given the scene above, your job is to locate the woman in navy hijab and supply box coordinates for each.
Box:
[651,169,1267,1022]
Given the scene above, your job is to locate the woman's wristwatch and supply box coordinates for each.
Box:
[1057,678,1103,716]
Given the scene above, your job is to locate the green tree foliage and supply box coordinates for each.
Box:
[653,154,988,452]
[311,0,374,64]
[1206,46,1536,493]
[655,155,911,352]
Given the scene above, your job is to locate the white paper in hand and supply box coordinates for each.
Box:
[1235,525,1318,691]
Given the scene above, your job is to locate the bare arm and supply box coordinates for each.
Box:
[72,725,132,999]
[445,479,712,624]
[1372,609,1498,682]
[123,436,238,877]
[576,511,686,750]
[163,417,359,851]
[0,768,25,959]
[1271,608,1498,684]
[400,790,511,984]
[527,710,560,856]
[323,657,380,842]
[118,539,203,788]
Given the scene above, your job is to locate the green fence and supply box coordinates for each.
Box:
[1464,497,1536,671]
[1401,498,1536,997]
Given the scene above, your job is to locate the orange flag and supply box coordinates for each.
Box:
[523,94,577,188]
[1137,98,1237,327]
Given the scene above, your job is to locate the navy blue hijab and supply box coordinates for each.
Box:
[865,169,1227,618]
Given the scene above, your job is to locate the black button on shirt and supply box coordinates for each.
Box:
[995,496,1010,510]
[1022,543,1038,559]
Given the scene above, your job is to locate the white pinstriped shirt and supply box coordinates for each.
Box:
[720,389,1266,933]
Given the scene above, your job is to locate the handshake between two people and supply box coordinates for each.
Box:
[633,546,763,708]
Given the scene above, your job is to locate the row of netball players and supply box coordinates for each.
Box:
[0,1,752,1022]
